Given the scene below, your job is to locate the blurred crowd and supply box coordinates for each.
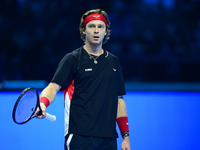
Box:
[0,0,200,82]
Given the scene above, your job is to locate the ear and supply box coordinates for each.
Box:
[83,30,86,34]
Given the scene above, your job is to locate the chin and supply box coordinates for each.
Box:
[94,40,103,44]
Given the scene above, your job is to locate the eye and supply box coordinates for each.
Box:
[98,25,105,28]
[88,24,95,28]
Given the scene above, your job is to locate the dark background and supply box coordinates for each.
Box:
[0,0,200,83]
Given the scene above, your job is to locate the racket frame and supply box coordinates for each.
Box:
[12,87,42,124]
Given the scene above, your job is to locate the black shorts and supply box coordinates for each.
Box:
[64,134,117,150]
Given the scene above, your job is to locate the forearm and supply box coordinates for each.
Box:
[117,98,127,118]
[117,98,131,149]
[117,97,130,136]
[40,82,61,105]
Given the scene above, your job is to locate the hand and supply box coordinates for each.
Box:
[36,102,47,119]
[121,136,131,150]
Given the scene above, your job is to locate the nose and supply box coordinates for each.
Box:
[94,27,99,34]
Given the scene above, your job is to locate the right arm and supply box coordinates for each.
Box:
[37,82,61,118]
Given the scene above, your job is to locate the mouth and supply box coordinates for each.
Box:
[93,36,99,40]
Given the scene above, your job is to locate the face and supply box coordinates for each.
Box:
[83,20,107,46]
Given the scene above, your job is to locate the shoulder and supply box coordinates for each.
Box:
[60,47,82,63]
[106,51,120,62]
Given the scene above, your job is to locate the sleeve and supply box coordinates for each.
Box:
[117,61,126,96]
[51,53,76,89]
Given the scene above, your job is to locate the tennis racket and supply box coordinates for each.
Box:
[12,87,56,124]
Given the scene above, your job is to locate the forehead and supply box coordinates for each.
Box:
[86,20,106,26]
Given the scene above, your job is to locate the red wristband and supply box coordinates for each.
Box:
[116,116,129,133]
[40,97,50,107]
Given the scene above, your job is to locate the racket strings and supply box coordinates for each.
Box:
[15,90,38,123]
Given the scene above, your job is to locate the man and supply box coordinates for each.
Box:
[37,9,131,150]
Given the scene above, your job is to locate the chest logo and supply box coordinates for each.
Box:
[85,68,93,72]
[112,68,117,72]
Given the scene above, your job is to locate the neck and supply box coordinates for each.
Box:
[84,43,103,56]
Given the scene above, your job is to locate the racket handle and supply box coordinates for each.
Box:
[45,113,56,122]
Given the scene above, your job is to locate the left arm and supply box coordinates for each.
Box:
[117,97,131,150]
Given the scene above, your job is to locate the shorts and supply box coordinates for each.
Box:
[65,134,117,150]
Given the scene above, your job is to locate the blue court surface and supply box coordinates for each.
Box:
[0,91,200,150]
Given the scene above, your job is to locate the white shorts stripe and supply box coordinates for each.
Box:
[66,134,73,150]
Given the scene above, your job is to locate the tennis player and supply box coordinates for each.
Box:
[37,9,131,150]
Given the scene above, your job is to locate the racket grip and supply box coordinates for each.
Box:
[45,113,56,122]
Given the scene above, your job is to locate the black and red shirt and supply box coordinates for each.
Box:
[51,47,126,138]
